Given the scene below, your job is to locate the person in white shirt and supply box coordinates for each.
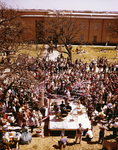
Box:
[85,128,93,142]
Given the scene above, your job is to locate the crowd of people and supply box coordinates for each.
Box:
[0,52,118,148]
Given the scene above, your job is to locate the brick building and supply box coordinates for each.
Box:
[18,9,118,45]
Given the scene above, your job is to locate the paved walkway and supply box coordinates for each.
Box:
[42,50,59,61]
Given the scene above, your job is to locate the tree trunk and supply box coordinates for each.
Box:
[70,52,72,62]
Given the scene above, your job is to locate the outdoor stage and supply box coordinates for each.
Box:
[48,99,91,136]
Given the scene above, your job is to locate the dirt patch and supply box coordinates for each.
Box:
[19,125,113,150]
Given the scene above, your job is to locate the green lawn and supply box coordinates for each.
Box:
[17,44,118,64]
[71,45,117,63]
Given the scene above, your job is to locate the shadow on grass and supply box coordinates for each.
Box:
[53,144,59,149]
[67,142,76,146]
[82,138,99,144]
[53,142,78,149]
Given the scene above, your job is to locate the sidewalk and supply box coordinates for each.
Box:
[42,50,59,61]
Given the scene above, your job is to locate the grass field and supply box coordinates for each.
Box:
[71,45,117,63]
[18,44,118,64]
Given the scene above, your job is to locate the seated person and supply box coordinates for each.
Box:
[85,128,93,142]
[58,133,68,148]
[54,102,58,111]
[60,101,65,110]
[61,107,68,117]
[66,103,72,112]
[8,113,15,126]
[55,105,61,118]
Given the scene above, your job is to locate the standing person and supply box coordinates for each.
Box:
[88,104,93,120]
[98,123,106,144]
[89,63,93,72]
[40,105,46,118]
[20,121,32,144]
[114,102,118,119]
[74,123,84,144]
[29,114,35,133]
[103,89,108,105]
[107,107,113,126]
[113,117,118,138]
[17,111,23,127]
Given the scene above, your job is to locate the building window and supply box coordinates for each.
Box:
[80,22,85,30]
[106,36,110,42]
[35,20,44,44]
[94,22,98,30]
[93,36,97,42]
[107,22,111,31]
[80,35,84,43]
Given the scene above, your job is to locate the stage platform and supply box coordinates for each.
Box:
[49,99,91,135]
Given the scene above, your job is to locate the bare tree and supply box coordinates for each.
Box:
[0,53,46,102]
[0,2,38,102]
[107,18,118,39]
[45,11,82,61]
[0,2,33,62]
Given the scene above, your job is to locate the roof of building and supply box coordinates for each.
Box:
[19,9,118,19]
